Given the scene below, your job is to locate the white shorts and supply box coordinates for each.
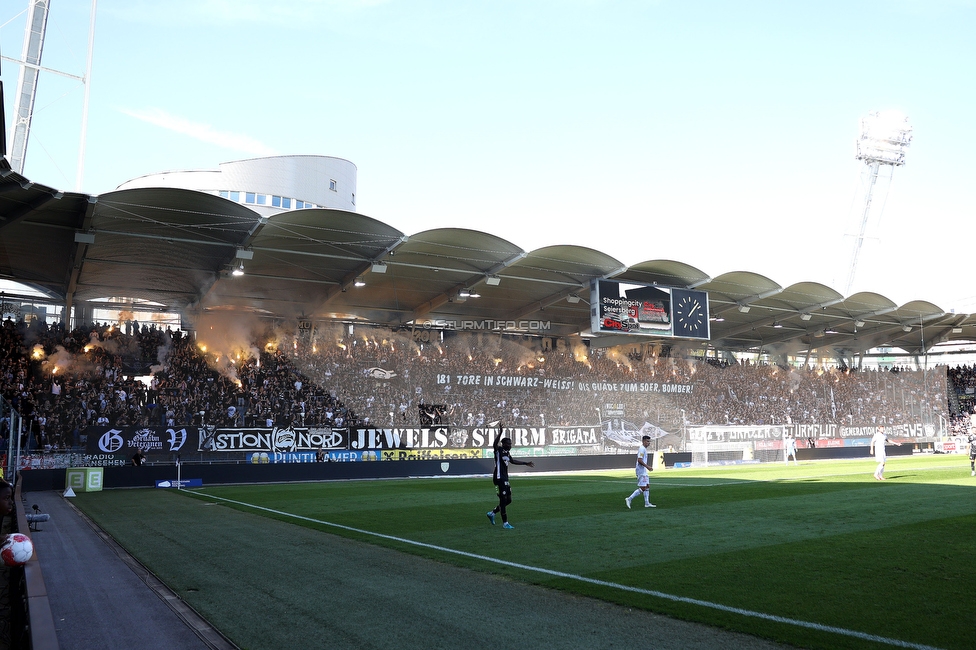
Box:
[637,471,649,488]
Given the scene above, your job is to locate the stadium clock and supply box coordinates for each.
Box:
[671,289,709,339]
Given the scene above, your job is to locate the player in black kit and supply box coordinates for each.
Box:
[487,424,535,529]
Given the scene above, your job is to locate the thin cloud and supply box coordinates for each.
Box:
[119,107,279,156]
[110,0,390,27]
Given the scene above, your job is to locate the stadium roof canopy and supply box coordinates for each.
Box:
[2,158,973,361]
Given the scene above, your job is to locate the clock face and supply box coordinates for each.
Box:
[672,290,707,338]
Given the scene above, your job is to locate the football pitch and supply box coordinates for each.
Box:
[72,455,976,650]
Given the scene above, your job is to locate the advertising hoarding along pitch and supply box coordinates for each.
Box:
[590,280,709,340]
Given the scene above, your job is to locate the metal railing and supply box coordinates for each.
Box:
[1,395,59,648]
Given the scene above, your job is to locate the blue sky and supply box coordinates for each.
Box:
[3,1,975,312]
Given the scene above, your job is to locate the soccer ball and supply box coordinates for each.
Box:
[1,533,34,566]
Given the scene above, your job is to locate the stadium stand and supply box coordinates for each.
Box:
[0,317,960,460]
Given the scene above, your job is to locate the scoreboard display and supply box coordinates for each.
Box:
[589,279,709,340]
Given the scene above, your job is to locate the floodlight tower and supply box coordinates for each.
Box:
[843,111,913,295]
[5,0,98,190]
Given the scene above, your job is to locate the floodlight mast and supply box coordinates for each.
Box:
[843,111,913,295]
[8,0,53,174]
[7,0,98,189]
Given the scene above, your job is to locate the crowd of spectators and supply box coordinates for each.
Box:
[1,318,165,451]
[151,338,359,430]
[0,317,967,453]
[0,318,364,451]
[289,326,949,434]
[947,365,976,433]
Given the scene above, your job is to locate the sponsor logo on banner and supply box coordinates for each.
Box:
[155,479,203,488]
[441,462,449,472]
[246,450,375,463]
[380,448,484,461]
[247,452,319,463]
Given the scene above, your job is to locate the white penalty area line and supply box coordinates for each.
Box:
[193,491,942,650]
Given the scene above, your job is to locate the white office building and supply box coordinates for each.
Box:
[115,155,358,217]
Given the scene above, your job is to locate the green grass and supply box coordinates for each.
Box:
[72,456,976,650]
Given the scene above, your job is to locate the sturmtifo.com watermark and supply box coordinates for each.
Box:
[415,319,552,332]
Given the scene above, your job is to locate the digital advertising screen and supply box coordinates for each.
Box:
[589,280,709,340]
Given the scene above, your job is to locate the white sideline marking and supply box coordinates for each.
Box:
[195,491,942,650]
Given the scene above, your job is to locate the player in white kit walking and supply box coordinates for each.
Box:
[870,426,900,480]
[625,435,656,508]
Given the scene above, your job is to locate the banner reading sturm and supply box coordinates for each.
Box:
[350,426,604,449]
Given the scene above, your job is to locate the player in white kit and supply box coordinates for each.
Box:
[625,435,656,508]
[870,426,899,480]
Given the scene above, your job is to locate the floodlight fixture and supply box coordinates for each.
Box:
[737,305,751,313]
[824,327,838,334]
[953,327,964,334]
[799,313,812,321]
[566,293,581,304]
[74,232,95,244]
[485,275,501,286]
[371,262,388,273]
[845,111,913,295]
[711,316,725,323]
[856,111,913,166]
[235,248,254,260]
[232,261,245,277]
[354,276,366,287]
[459,288,471,298]
[902,325,912,332]
[772,322,783,328]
